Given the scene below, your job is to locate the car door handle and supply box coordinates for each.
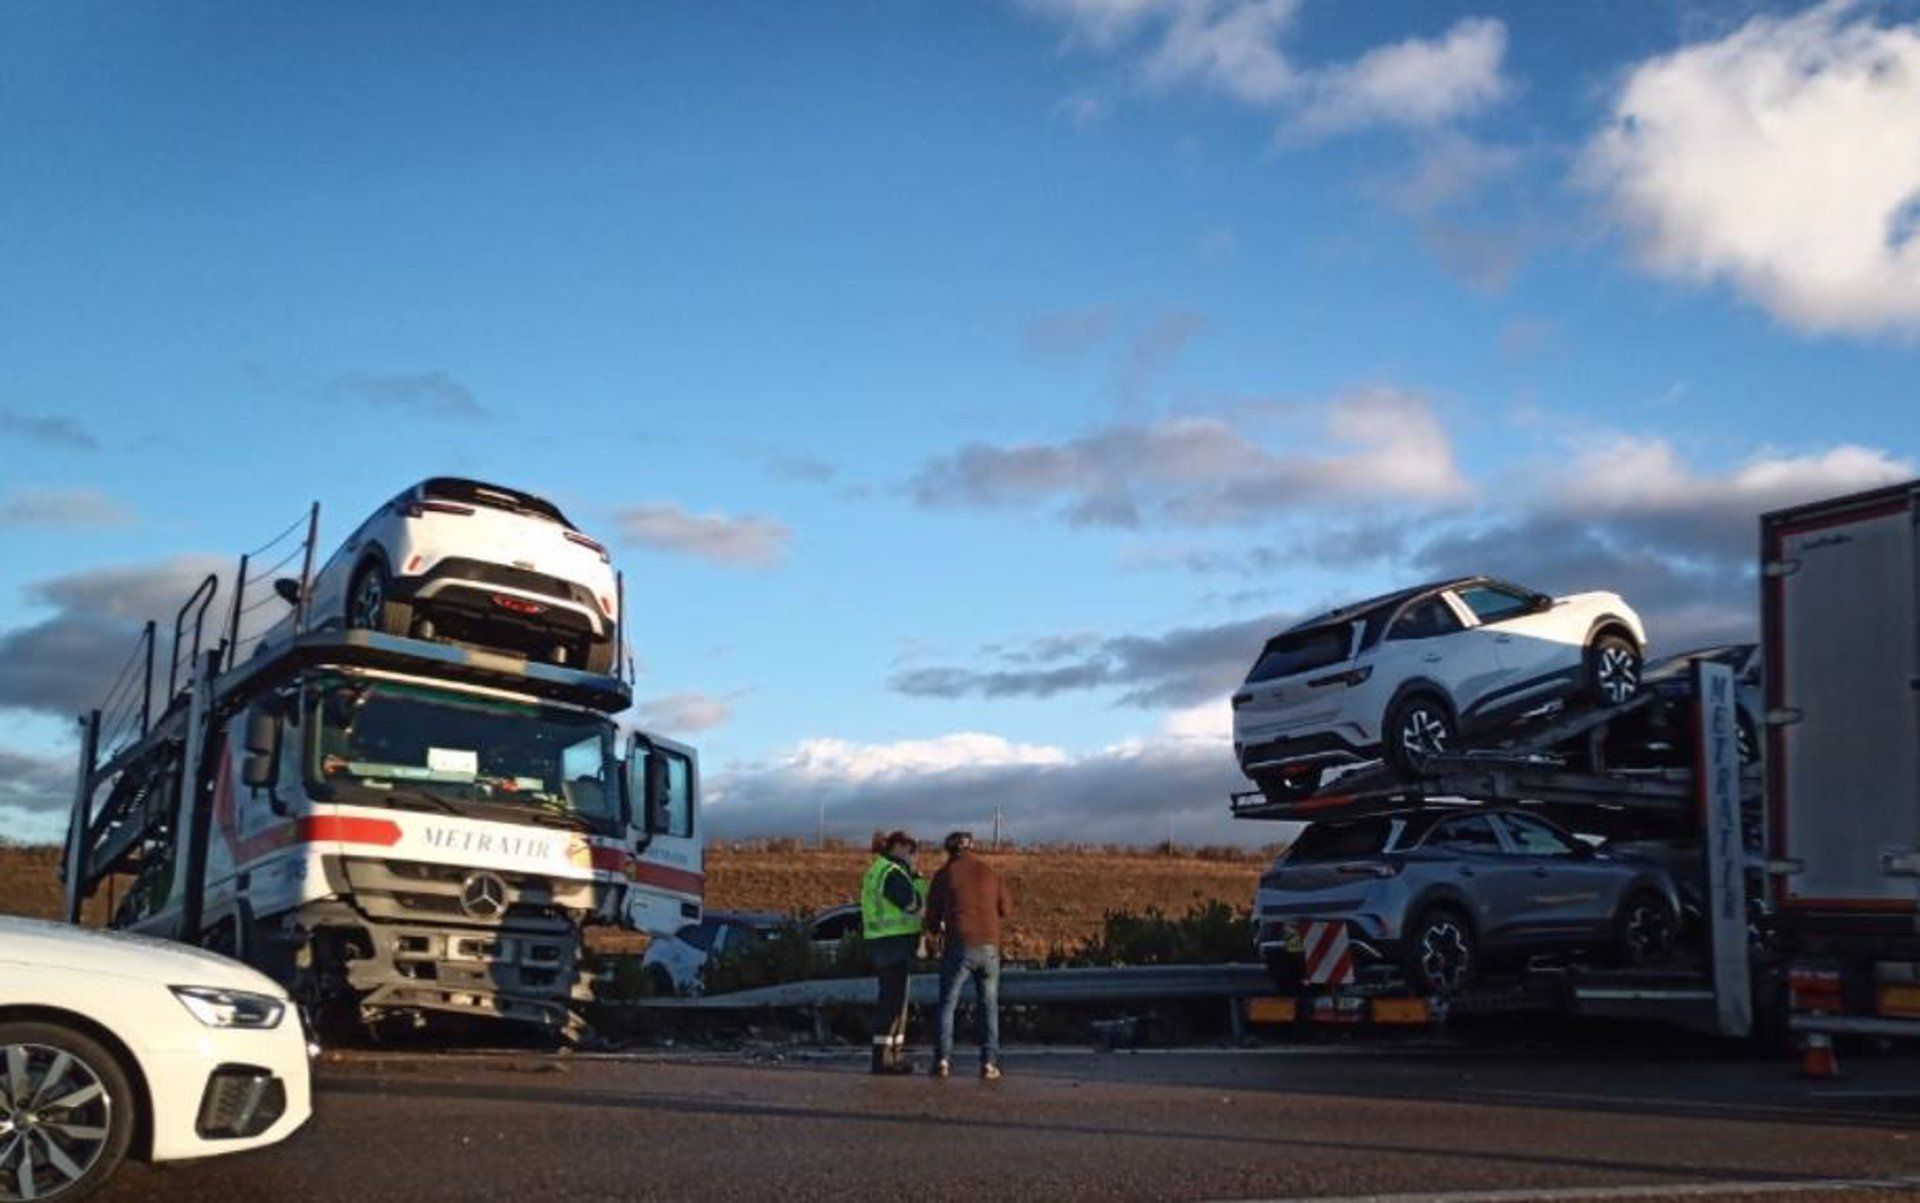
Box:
[1457,866,1476,878]
[1531,867,1549,878]
[1495,634,1513,643]
[1423,653,1443,663]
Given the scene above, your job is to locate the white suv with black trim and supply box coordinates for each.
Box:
[270,477,621,673]
[1232,577,1646,801]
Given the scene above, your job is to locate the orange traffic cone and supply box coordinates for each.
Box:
[1800,1031,1840,1079]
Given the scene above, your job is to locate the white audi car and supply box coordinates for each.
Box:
[1232,577,1646,801]
[276,477,621,673]
[0,917,312,1200]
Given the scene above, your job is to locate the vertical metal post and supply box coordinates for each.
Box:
[139,620,155,736]
[64,711,101,925]
[1695,657,1752,1038]
[294,502,320,635]
[615,570,627,683]
[176,651,219,944]
[225,553,250,671]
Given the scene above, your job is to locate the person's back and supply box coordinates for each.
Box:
[927,832,1011,1080]
[930,852,1010,948]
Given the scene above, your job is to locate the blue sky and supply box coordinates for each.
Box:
[3,0,1919,844]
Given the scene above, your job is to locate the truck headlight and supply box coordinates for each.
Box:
[171,985,287,1030]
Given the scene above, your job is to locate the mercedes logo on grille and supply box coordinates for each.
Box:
[459,871,509,920]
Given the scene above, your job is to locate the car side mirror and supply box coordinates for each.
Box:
[274,578,304,606]
[1531,593,1554,612]
[242,708,280,789]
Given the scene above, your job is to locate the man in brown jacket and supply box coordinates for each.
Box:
[925,831,1011,1080]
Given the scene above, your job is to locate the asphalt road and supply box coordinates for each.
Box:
[101,1039,1920,1202]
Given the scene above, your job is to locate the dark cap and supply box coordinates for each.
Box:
[943,831,975,855]
[878,829,918,853]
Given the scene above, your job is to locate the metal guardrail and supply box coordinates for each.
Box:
[633,963,1272,1010]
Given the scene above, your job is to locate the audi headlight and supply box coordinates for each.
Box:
[170,985,287,1030]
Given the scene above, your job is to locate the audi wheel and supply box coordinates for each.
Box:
[0,1022,136,1202]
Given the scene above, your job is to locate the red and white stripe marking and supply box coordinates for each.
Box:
[1301,921,1355,988]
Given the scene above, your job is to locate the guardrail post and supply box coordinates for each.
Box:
[1228,997,1246,1042]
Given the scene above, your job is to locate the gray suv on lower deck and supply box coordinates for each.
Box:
[1255,806,1684,995]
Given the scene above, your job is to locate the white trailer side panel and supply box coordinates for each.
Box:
[1767,489,1920,911]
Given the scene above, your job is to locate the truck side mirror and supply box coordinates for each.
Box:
[274,578,303,606]
[242,708,281,788]
[645,752,673,835]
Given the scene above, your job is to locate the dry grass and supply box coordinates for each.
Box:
[706,846,1266,959]
[0,842,1272,961]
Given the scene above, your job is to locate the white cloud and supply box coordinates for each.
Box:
[1294,17,1509,135]
[708,726,1251,845]
[772,732,1070,783]
[1143,0,1299,105]
[1582,1,1920,337]
[909,387,1469,527]
[634,691,736,735]
[1377,132,1521,216]
[0,488,134,530]
[1548,437,1913,557]
[612,503,792,569]
[1025,2,1510,136]
[0,555,230,720]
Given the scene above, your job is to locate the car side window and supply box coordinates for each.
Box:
[1388,598,1466,641]
[1499,814,1581,858]
[811,910,858,941]
[1453,583,1535,625]
[1424,815,1501,853]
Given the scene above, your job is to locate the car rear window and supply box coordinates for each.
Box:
[1287,817,1397,862]
[422,477,572,526]
[1247,623,1353,683]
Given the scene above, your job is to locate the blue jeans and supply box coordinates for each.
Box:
[935,943,1000,1067]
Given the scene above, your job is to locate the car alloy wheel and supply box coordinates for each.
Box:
[0,1043,114,1202]
[351,570,385,631]
[1595,642,1640,705]
[1620,895,1676,967]
[1401,706,1450,758]
[1415,918,1473,995]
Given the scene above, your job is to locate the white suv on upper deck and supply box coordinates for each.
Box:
[1231,577,1646,801]
[275,477,621,673]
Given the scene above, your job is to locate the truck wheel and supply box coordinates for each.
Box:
[1255,766,1322,804]
[1403,907,1476,995]
[1614,889,1678,968]
[1587,633,1641,706]
[0,1021,137,1203]
[347,562,413,638]
[1383,693,1454,773]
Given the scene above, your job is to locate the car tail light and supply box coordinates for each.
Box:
[566,530,611,562]
[493,595,546,615]
[1307,665,1373,689]
[405,554,424,573]
[597,593,616,618]
[405,500,475,518]
[1335,862,1398,878]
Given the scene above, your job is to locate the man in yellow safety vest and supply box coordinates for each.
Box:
[861,829,927,1075]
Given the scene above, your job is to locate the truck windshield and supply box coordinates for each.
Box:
[305,677,620,833]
